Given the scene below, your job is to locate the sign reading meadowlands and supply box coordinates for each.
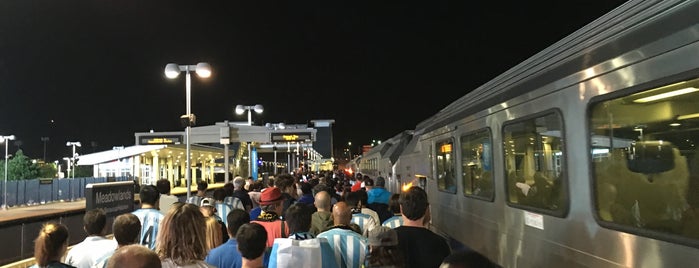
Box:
[85,181,135,216]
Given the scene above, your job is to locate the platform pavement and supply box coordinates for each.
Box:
[0,182,226,225]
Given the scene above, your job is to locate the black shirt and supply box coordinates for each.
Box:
[395,226,451,268]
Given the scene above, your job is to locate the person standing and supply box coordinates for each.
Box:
[156,203,214,268]
[317,202,369,268]
[205,209,250,268]
[94,213,142,268]
[132,185,164,250]
[65,209,118,268]
[251,187,289,247]
[309,190,334,236]
[157,179,179,214]
[236,223,268,268]
[394,186,450,268]
[30,222,74,268]
[106,244,162,268]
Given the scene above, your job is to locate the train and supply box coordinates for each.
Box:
[356,0,699,267]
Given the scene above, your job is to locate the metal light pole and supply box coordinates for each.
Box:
[165,62,212,199]
[235,104,263,177]
[348,141,352,159]
[66,142,81,179]
[41,137,49,162]
[2,135,16,209]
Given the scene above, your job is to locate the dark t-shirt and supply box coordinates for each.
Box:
[395,226,451,268]
[232,189,253,210]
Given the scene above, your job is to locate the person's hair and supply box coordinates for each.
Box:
[197,180,209,191]
[113,213,141,245]
[139,185,160,206]
[285,203,312,233]
[299,182,313,195]
[223,182,235,196]
[156,179,171,195]
[107,244,162,268]
[227,209,250,237]
[345,191,362,208]
[33,221,69,266]
[84,208,107,235]
[367,245,405,267]
[213,188,227,201]
[275,175,296,194]
[441,249,500,268]
[236,223,268,260]
[233,176,246,189]
[204,216,223,250]
[156,203,208,265]
[389,193,401,214]
[399,186,429,221]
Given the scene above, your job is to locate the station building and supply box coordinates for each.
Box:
[76,119,335,186]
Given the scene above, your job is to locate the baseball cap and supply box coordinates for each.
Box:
[200,197,215,207]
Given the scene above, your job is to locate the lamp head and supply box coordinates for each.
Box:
[253,104,264,114]
[164,63,181,79]
[235,105,245,115]
[195,62,212,78]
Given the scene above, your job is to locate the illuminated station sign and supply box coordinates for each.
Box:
[138,135,183,145]
[271,132,312,142]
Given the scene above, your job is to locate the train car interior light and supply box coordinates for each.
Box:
[633,87,699,103]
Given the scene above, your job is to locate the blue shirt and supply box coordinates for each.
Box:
[250,207,262,221]
[132,208,164,250]
[317,227,369,268]
[205,238,243,268]
[367,187,391,205]
[382,215,404,229]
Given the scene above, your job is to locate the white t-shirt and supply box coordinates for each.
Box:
[159,194,179,214]
[65,236,117,268]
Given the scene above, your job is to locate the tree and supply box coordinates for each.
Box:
[37,163,57,178]
[0,150,39,180]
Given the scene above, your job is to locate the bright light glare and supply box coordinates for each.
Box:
[164,63,181,79]
[235,105,245,115]
[254,104,264,114]
[195,62,212,78]
[633,87,699,103]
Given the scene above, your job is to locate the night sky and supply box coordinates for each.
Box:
[0,0,628,161]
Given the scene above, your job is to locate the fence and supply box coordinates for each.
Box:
[1,177,132,208]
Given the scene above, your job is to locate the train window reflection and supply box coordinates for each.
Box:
[590,77,699,240]
[460,128,494,200]
[436,138,456,194]
[503,111,567,215]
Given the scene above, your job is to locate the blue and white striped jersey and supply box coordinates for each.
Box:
[187,195,203,206]
[214,202,233,226]
[132,208,164,250]
[317,227,369,268]
[382,215,404,229]
[224,196,245,210]
[351,213,378,237]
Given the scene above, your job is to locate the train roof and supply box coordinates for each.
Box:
[415,0,697,133]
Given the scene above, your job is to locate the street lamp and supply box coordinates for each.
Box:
[236,104,263,178]
[348,141,352,159]
[165,62,212,199]
[1,135,16,209]
[66,141,81,179]
[235,104,264,125]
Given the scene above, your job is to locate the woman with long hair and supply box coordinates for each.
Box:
[156,203,214,268]
[204,216,223,251]
[31,221,74,268]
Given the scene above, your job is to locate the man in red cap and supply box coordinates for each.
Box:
[251,186,289,248]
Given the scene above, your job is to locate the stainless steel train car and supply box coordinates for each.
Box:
[360,0,699,266]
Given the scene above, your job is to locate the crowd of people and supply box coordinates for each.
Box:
[29,170,499,268]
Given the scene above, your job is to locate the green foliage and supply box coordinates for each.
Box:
[37,163,57,178]
[0,150,39,180]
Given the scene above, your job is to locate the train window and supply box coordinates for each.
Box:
[503,111,567,215]
[460,128,494,200]
[590,77,699,240]
[436,138,457,194]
